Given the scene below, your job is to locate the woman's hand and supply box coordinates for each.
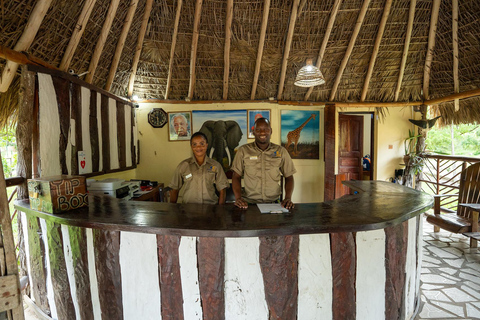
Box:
[234,197,248,209]
[281,198,294,210]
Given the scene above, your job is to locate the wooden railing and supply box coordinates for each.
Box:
[419,154,480,212]
[5,177,25,252]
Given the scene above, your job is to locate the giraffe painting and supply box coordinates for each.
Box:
[285,113,316,155]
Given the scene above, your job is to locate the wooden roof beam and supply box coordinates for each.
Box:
[223,0,233,100]
[165,0,183,100]
[360,0,393,102]
[187,0,204,100]
[304,0,343,101]
[452,0,459,111]
[422,0,441,100]
[277,0,301,100]
[0,44,58,70]
[0,0,53,93]
[59,0,97,71]
[250,0,271,100]
[85,0,121,84]
[127,0,153,97]
[105,0,139,92]
[329,0,371,101]
[394,0,416,101]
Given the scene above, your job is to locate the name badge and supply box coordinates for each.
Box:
[185,173,192,180]
[249,156,258,160]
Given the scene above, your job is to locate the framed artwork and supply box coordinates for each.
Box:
[168,111,192,141]
[281,110,320,159]
[247,109,271,138]
[192,110,247,171]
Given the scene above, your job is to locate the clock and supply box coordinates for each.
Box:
[148,108,167,128]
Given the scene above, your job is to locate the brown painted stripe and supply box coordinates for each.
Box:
[131,107,136,166]
[45,220,75,319]
[197,237,225,320]
[25,215,50,316]
[51,76,70,175]
[93,229,123,319]
[70,82,82,175]
[67,226,93,320]
[330,232,356,320]
[385,221,408,320]
[101,95,110,172]
[157,235,184,320]
[259,235,299,320]
[90,90,100,173]
[116,100,126,169]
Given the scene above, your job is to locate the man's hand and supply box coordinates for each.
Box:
[234,197,248,209]
[281,198,294,210]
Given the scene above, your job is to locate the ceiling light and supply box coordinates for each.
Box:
[294,59,325,87]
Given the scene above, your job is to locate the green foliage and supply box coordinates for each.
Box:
[0,126,17,178]
[426,123,480,155]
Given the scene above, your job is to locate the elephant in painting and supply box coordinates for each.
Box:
[199,120,243,168]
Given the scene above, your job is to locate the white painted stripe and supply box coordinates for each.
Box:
[179,237,202,320]
[404,217,418,318]
[61,225,81,320]
[119,231,162,320]
[356,229,386,320]
[81,87,93,173]
[298,234,332,320]
[21,212,34,302]
[97,93,103,172]
[133,110,137,165]
[39,218,58,320]
[38,73,61,177]
[108,99,119,170]
[125,105,132,167]
[86,228,102,320]
[224,237,268,320]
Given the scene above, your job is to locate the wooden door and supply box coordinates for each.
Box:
[337,114,364,198]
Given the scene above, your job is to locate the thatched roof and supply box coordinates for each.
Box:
[1,0,480,126]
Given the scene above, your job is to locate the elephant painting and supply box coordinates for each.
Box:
[199,120,243,171]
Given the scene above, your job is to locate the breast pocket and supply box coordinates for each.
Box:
[266,158,282,181]
[244,159,259,177]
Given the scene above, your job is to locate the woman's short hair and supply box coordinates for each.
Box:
[190,131,208,144]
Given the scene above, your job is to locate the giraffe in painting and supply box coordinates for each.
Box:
[285,114,316,155]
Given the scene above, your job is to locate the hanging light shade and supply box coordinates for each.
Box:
[294,59,325,87]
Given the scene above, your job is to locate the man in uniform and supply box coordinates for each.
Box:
[231,118,296,209]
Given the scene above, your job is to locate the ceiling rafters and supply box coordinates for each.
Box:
[127,0,153,97]
[304,0,343,101]
[165,0,183,100]
[394,0,416,101]
[452,0,459,111]
[223,0,233,100]
[85,0,121,84]
[277,0,301,100]
[0,0,53,93]
[105,0,139,91]
[250,0,271,100]
[188,0,204,100]
[329,0,371,101]
[422,0,441,101]
[59,0,97,71]
[360,0,393,102]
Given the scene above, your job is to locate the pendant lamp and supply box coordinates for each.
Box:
[294,59,325,87]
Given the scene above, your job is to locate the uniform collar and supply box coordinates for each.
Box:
[252,141,273,152]
[189,156,212,167]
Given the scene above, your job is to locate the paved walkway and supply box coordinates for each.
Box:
[415,217,480,319]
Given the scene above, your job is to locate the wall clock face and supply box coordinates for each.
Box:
[148,108,167,128]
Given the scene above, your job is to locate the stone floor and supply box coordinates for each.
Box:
[415,218,480,319]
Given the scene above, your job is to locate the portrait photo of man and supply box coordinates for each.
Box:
[168,112,192,141]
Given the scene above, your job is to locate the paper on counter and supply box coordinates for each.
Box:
[257,203,289,214]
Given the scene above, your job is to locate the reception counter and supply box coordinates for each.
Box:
[15,181,433,320]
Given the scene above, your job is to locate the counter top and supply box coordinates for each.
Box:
[15,180,433,237]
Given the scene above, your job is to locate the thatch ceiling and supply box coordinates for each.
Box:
[1,0,480,126]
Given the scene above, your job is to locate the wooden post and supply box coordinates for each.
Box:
[165,0,183,100]
[415,104,427,190]
[223,0,233,100]
[395,0,416,101]
[187,0,204,100]
[250,0,271,100]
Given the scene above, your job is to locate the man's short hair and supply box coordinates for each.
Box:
[254,117,270,128]
[172,113,188,123]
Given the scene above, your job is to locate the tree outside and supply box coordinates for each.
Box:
[425,123,480,156]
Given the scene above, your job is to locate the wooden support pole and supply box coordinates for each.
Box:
[304,0,342,101]
[105,0,139,92]
[361,0,393,102]
[188,0,204,100]
[0,0,53,93]
[422,0,441,100]
[425,87,480,106]
[250,0,271,100]
[127,0,154,97]
[329,0,371,101]
[223,0,234,100]
[277,0,301,100]
[165,0,183,100]
[395,0,416,101]
[0,44,58,71]
[85,0,121,84]
[452,0,459,111]
[59,0,97,71]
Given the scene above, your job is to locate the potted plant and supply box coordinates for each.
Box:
[404,129,422,165]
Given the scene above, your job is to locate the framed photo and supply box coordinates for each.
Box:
[168,111,192,141]
[281,110,320,159]
[247,109,271,138]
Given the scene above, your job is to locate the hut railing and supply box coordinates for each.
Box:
[419,154,480,212]
[5,177,25,253]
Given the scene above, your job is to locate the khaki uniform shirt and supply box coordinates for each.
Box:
[231,142,296,203]
[169,157,229,204]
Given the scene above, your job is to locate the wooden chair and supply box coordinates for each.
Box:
[426,162,480,248]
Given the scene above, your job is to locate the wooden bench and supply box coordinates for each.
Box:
[425,162,480,248]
